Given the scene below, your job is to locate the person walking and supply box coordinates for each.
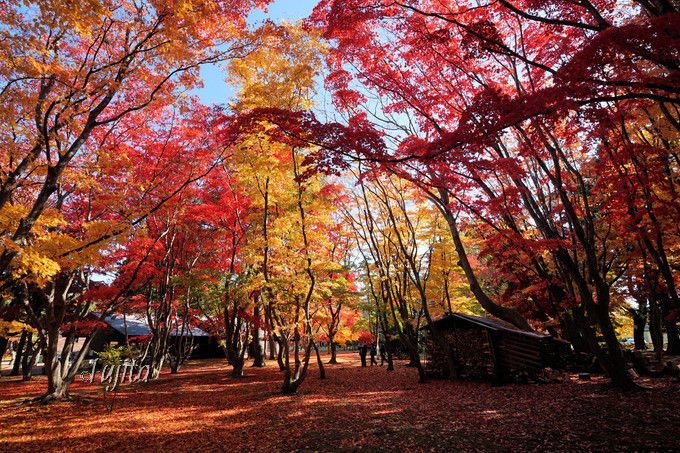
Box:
[370,343,378,366]
[359,343,368,367]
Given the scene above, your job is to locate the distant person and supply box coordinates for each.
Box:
[379,341,387,366]
[359,344,368,367]
[370,344,378,366]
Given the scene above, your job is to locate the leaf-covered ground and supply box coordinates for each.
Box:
[1,352,679,452]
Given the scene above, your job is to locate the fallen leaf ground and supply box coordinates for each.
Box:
[1,352,679,452]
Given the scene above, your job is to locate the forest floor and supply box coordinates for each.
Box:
[1,352,679,452]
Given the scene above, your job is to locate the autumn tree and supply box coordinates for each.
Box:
[293,0,680,389]
[220,24,358,392]
[314,228,359,364]
[0,0,271,402]
[343,165,474,381]
[0,0,267,278]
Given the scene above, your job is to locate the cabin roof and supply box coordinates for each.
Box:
[429,313,550,339]
[98,313,209,337]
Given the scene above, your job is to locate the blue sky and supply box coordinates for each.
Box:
[193,0,320,105]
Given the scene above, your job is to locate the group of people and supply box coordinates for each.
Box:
[358,342,387,367]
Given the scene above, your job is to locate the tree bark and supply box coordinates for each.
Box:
[21,337,38,382]
[327,340,338,364]
[437,189,534,332]
[649,297,664,360]
[275,336,285,371]
[593,298,639,390]
[11,330,27,376]
[665,319,680,355]
[21,333,40,381]
[386,345,394,371]
[148,334,168,380]
[281,340,314,394]
[230,357,245,378]
[250,305,265,367]
[41,327,96,402]
[559,312,590,354]
[633,315,647,350]
[268,335,276,360]
[0,337,7,372]
[313,341,326,379]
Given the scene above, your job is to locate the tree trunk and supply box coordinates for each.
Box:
[40,331,96,403]
[226,330,248,378]
[664,319,680,355]
[274,335,285,371]
[313,341,326,379]
[633,311,647,350]
[327,340,338,364]
[594,302,639,390]
[438,190,534,332]
[281,340,313,394]
[11,330,27,376]
[250,306,265,367]
[44,325,63,393]
[149,334,168,380]
[386,346,394,371]
[42,327,68,400]
[401,325,426,382]
[268,335,276,360]
[649,297,664,360]
[0,337,7,372]
[413,356,427,383]
[21,336,39,382]
[230,357,245,378]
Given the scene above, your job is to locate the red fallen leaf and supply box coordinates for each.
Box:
[1,352,679,451]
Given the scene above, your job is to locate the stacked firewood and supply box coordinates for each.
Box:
[425,329,495,379]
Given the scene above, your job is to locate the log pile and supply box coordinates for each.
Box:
[425,329,495,379]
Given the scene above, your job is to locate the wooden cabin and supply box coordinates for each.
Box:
[424,313,569,383]
[90,314,224,359]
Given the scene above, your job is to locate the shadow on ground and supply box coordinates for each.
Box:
[1,352,679,452]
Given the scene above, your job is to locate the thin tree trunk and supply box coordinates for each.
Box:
[282,340,314,394]
[665,320,680,355]
[21,336,39,382]
[559,312,590,354]
[11,330,27,376]
[632,309,647,350]
[649,297,664,361]
[0,337,7,372]
[328,340,338,364]
[44,325,65,396]
[437,190,534,332]
[40,332,96,402]
[276,336,285,371]
[251,305,265,367]
[230,357,245,378]
[386,346,394,371]
[313,341,326,379]
[268,335,276,360]
[401,325,426,383]
[593,298,639,390]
